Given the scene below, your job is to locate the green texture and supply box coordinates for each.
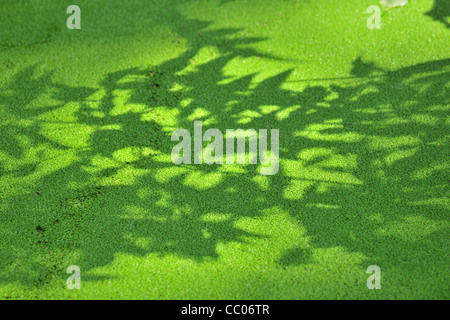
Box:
[0,0,449,299]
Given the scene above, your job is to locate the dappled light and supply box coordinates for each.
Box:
[0,0,448,299]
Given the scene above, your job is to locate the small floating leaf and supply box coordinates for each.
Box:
[381,0,408,9]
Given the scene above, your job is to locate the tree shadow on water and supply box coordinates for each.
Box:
[0,9,276,287]
[276,57,449,288]
[0,6,448,294]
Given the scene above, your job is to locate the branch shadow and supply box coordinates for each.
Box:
[425,0,450,28]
